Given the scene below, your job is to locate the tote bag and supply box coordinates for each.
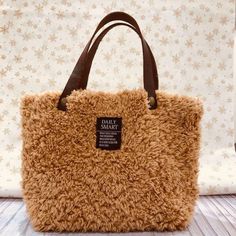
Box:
[21,12,203,232]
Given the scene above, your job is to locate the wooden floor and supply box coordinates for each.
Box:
[0,195,235,236]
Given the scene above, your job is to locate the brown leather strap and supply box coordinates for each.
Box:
[57,12,158,111]
[81,22,158,90]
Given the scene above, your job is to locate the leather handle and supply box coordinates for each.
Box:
[57,12,158,111]
[79,22,158,90]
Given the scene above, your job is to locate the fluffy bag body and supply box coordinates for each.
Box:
[21,89,203,232]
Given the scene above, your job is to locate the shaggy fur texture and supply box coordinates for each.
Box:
[21,89,203,232]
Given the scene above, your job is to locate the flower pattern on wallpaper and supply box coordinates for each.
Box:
[0,0,235,196]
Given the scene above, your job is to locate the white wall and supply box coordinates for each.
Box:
[234,33,236,143]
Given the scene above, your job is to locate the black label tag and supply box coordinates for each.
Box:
[96,117,122,150]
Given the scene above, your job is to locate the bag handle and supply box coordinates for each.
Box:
[75,11,156,84]
[57,12,158,111]
[79,22,159,91]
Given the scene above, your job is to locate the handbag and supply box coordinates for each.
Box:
[21,11,203,232]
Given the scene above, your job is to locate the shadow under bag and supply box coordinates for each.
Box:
[21,11,204,232]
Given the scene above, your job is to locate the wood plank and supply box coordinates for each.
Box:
[203,196,235,235]
[215,196,236,218]
[206,196,236,235]
[222,195,236,211]
[46,231,156,236]
[0,199,6,206]
[0,196,235,236]
[67,233,110,236]
[25,222,45,236]
[172,230,190,236]
[46,232,65,236]
[46,232,63,236]
[69,233,154,236]
[0,204,29,236]
[212,197,236,226]
[0,200,12,214]
[197,198,230,236]
[187,217,204,236]
[193,203,217,236]
[109,233,154,236]
[153,232,173,236]
[0,200,23,231]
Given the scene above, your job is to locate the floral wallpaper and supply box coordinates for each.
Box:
[0,0,235,196]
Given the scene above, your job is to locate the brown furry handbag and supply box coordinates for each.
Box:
[21,12,203,232]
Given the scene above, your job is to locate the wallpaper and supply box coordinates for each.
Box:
[0,0,235,197]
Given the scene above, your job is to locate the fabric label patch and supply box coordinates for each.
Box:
[96,117,122,150]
